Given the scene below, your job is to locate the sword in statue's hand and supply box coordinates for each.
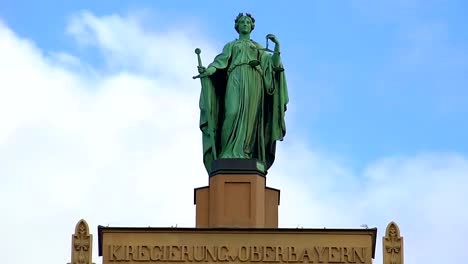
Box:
[193,48,204,79]
[193,47,218,159]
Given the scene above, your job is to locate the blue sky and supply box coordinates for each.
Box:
[6,0,468,167]
[1,1,468,264]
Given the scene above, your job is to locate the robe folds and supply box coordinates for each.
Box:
[199,39,288,174]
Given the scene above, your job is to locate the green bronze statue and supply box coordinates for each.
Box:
[194,13,288,173]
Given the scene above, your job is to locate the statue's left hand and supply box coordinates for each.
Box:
[267,34,280,45]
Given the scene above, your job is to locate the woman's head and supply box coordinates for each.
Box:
[234,13,255,34]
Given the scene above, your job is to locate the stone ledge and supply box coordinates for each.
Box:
[209,159,266,177]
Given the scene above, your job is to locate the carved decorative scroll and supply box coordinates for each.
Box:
[70,219,93,264]
[383,221,403,264]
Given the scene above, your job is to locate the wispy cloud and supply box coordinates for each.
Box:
[0,13,212,263]
[274,144,468,263]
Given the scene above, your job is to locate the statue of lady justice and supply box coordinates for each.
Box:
[194,13,288,173]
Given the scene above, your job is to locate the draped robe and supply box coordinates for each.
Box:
[199,39,288,173]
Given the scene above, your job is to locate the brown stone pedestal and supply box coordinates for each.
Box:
[93,158,383,264]
[194,159,280,228]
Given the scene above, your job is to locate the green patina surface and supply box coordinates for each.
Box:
[195,13,288,174]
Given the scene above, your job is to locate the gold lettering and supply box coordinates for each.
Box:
[181,246,192,261]
[239,246,249,262]
[288,247,299,263]
[193,246,205,261]
[160,245,167,261]
[298,248,314,263]
[218,246,229,262]
[122,245,127,261]
[251,246,263,262]
[138,245,150,261]
[126,245,136,261]
[206,246,217,262]
[167,245,172,261]
[105,244,370,263]
[150,246,162,261]
[262,246,278,262]
[328,247,341,263]
[275,246,288,262]
[354,248,365,263]
[109,245,122,261]
[165,245,171,261]
[169,245,181,261]
[315,246,327,263]
[164,245,169,261]
[342,247,355,263]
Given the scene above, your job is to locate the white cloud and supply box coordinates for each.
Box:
[66,11,215,82]
[0,14,212,264]
[272,145,468,263]
[0,12,467,264]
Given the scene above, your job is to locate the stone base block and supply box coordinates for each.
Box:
[194,159,279,228]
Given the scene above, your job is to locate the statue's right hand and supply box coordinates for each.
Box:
[198,66,206,74]
[198,67,216,78]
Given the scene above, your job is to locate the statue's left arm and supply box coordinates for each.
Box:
[260,35,288,170]
[267,34,281,68]
[259,34,285,95]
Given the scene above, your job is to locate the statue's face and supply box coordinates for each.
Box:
[237,16,253,34]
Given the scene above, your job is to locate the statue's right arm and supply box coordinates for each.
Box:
[198,66,217,78]
[205,66,217,75]
[199,42,232,78]
[208,42,233,70]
